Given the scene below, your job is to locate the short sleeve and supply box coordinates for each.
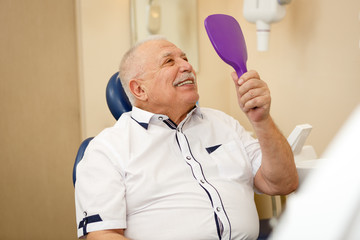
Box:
[231,119,262,178]
[75,136,127,238]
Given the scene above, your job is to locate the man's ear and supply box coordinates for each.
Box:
[129,79,148,102]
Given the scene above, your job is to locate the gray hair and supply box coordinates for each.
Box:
[119,35,167,105]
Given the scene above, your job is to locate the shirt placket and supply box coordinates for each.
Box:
[176,125,231,240]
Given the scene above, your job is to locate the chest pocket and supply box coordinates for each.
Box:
[207,140,253,183]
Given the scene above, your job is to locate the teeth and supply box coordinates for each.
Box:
[176,80,193,87]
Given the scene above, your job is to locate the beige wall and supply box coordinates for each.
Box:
[77,0,132,138]
[1,0,359,239]
[0,0,80,239]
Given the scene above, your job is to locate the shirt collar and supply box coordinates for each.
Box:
[131,105,203,130]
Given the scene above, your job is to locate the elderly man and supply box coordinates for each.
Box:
[75,37,298,240]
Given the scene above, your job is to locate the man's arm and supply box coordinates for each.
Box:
[231,70,298,195]
[252,116,298,195]
[87,229,130,240]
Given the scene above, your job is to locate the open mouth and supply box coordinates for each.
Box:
[175,79,194,87]
[173,73,196,87]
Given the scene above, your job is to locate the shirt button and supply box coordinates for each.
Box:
[200,179,205,184]
[186,156,191,160]
[216,207,221,212]
[158,116,163,120]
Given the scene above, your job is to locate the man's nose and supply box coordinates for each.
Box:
[179,59,193,72]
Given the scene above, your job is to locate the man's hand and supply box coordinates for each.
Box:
[231,70,271,123]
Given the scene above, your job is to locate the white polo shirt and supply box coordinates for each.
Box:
[75,106,262,240]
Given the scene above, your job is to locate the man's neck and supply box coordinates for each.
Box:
[135,102,196,125]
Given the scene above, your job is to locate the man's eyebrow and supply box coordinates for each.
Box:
[161,51,187,58]
[161,52,172,58]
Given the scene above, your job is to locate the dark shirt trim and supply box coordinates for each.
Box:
[163,119,177,129]
[206,144,222,154]
[78,214,103,236]
[131,116,149,130]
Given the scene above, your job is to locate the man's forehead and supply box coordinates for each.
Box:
[139,40,185,57]
[156,41,186,58]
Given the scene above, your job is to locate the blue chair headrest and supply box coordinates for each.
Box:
[106,72,132,120]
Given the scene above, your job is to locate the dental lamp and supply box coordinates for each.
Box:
[243,0,291,51]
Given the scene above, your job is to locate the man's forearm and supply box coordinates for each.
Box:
[253,116,299,195]
[87,229,130,240]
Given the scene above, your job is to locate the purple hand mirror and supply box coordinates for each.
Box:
[204,14,248,78]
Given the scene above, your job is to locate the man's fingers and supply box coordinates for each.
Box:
[239,70,260,84]
[238,78,267,96]
[239,88,263,106]
[242,94,271,112]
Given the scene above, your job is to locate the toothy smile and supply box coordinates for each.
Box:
[175,80,194,87]
[173,72,196,87]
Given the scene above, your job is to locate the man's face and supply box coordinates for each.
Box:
[134,40,199,113]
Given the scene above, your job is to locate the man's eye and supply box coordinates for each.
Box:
[165,59,173,63]
[162,59,174,66]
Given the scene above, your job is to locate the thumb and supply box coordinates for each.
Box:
[231,71,239,85]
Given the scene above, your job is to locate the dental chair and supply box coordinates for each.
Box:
[72,72,132,186]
